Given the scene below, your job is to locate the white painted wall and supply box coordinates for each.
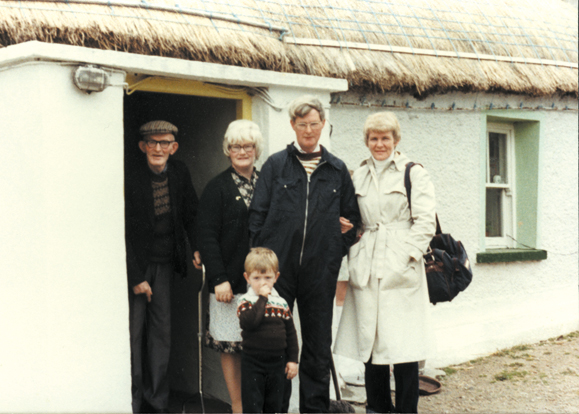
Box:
[330,91,579,368]
[0,43,348,413]
[0,62,131,412]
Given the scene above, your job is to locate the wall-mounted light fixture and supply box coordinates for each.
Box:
[73,65,109,93]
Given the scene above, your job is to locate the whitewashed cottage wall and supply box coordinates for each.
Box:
[0,61,131,412]
[330,91,579,367]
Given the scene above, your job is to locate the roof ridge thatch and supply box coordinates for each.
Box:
[0,0,576,97]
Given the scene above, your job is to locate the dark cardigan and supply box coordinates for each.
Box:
[197,167,258,294]
[125,158,198,288]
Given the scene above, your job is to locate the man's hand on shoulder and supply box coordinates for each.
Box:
[133,281,153,302]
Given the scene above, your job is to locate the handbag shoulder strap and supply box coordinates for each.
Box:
[404,162,442,235]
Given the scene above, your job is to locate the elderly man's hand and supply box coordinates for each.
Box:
[339,217,354,234]
[286,362,298,380]
[133,281,153,302]
[193,251,202,269]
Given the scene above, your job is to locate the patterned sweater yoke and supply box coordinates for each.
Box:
[151,173,171,216]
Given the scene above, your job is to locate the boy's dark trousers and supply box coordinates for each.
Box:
[241,352,287,413]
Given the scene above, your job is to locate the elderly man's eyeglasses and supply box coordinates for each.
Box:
[145,139,175,149]
[295,122,323,131]
[229,144,255,153]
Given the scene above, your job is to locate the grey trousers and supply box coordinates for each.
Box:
[129,263,173,413]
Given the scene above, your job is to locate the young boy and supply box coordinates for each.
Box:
[237,247,299,413]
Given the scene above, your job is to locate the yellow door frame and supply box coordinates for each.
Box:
[126,74,252,120]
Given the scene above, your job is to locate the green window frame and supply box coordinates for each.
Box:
[477,112,547,263]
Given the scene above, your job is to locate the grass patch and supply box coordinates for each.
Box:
[508,362,524,368]
[560,369,578,376]
[544,351,552,355]
[494,369,529,382]
[491,344,535,359]
[443,367,457,376]
[546,332,578,342]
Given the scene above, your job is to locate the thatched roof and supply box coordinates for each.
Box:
[0,0,577,97]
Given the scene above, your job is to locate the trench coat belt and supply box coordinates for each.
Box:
[364,221,412,279]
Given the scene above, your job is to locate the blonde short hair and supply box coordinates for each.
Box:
[363,112,401,144]
[244,247,279,274]
[288,95,325,122]
[222,120,263,159]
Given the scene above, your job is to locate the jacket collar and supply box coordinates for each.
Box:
[286,143,342,170]
[360,151,408,172]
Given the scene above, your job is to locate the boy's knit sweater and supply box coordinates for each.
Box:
[237,287,299,363]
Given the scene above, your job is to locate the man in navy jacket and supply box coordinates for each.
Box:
[249,96,360,413]
[125,120,201,413]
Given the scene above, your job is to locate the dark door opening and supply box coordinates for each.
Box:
[124,90,237,399]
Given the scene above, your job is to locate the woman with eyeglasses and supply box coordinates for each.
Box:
[196,119,263,414]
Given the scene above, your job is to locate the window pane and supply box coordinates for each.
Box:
[488,132,508,184]
[486,188,503,237]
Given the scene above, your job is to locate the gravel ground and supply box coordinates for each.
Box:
[417,331,579,413]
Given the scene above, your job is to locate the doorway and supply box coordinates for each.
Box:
[124,90,237,400]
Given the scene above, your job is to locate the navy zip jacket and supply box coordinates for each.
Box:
[248,144,360,300]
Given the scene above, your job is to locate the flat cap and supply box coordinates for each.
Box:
[139,120,178,137]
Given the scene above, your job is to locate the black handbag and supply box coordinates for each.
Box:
[405,162,473,304]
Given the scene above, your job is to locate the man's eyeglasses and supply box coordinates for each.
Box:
[145,140,175,149]
[229,144,255,153]
[295,122,323,131]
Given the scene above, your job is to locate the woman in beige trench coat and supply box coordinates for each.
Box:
[334,112,436,413]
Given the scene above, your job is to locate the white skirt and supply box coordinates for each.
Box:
[208,293,243,342]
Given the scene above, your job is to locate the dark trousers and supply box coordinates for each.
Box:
[364,360,419,413]
[241,352,286,413]
[129,263,173,413]
[276,276,335,413]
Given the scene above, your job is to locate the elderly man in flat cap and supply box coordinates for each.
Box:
[125,120,201,413]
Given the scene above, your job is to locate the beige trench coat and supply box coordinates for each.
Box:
[334,152,436,365]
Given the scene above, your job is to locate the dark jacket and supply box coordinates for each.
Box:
[196,167,257,294]
[125,159,198,288]
[248,144,360,298]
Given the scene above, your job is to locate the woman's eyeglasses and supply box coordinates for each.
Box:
[229,144,255,153]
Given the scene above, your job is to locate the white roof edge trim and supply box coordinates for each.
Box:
[0,41,349,92]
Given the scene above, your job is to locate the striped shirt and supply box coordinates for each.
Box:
[294,143,322,178]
